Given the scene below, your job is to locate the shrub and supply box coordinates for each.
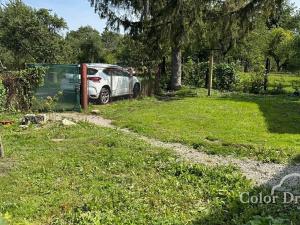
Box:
[0,80,6,111]
[1,67,46,111]
[182,59,208,88]
[31,92,62,112]
[269,81,286,95]
[292,80,300,96]
[182,60,238,91]
[214,63,238,91]
[249,73,265,94]
[245,216,290,225]
[237,72,265,94]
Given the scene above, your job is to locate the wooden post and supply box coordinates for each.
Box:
[264,58,270,92]
[0,136,4,158]
[208,50,214,96]
[81,64,88,112]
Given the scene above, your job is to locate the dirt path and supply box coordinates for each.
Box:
[50,113,300,187]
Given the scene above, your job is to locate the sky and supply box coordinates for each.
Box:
[22,0,107,33]
[7,0,300,34]
[294,0,300,7]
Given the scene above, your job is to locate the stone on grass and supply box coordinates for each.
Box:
[62,119,76,126]
[91,110,100,115]
[35,114,48,124]
[21,114,48,125]
[51,139,65,142]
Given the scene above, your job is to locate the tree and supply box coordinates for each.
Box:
[228,20,269,72]
[267,0,300,32]
[0,0,69,69]
[267,27,294,71]
[89,0,284,90]
[101,30,123,64]
[66,26,105,63]
[288,35,300,71]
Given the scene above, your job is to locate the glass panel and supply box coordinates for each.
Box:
[28,64,81,111]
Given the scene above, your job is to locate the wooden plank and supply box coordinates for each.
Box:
[0,120,14,126]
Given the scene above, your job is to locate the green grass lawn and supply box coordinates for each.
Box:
[0,114,299,224]
[239,72,300,93]
[93,90,300,163]
[268,73,300,93]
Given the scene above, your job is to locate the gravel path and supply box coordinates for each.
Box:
[50,112,300,187]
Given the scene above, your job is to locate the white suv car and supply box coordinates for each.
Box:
[87,64,140,104]
[61,64,141,104]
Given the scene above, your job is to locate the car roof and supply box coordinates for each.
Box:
[86,63,122,69]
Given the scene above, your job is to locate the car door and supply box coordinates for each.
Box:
[105,68,124,97]
[121,70,132,95]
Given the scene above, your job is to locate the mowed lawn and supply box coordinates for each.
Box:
[239,72,300,93]
[0,114,299,224]
[269,73,300,93]
[93,91,300,163]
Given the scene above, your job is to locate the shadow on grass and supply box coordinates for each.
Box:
[192,163,300,225]
[220,94,300,134]
[292,154,300,164]
[155,88,199,102]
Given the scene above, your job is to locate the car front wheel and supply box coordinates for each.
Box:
[98,87,110,104]
[133,83,141,98]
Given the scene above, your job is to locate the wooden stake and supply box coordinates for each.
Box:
[208,50,214,96]
[0,136,4,158]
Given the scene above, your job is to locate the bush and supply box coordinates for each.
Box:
[0,67,46,111]
[0,80,6,112]
[182,59,208,88]
[182,60,238,91]
[31,92,62,112]
[245,216,290,225]
[249,73,265,94]
[237,72,266,94]
[214,63,238,91]
[269,81,286,95]
[292,80,300,96]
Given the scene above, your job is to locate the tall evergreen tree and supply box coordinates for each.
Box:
[89,0,284,90]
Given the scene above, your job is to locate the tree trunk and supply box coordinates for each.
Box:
[0,136,4,158]
[275,59,281,72]
[171,47,182,90]
[264,58,271,91]
[155,65,161,95]
[205,68,209,89]
[154,57,166,95]
[142,0,150,21]
[244,60,250,73]
[208,50,214,96]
